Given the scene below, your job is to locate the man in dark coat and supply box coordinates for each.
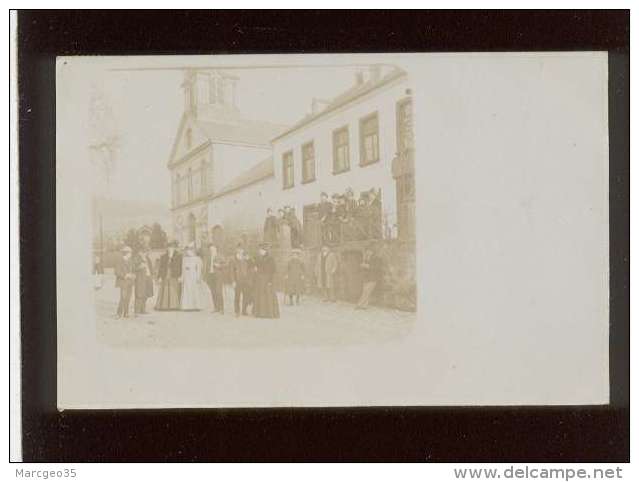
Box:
[114,245,135,318]
[315,244,339,302]
[155,241,182,311]
[318,192,331,219]
[355,243,385,310]
[133,245,154,315]
[287,207,303,249]
[252,243,280,318]
[344,187,357,216]
[229,243,253,317]
[202,243,225,314]
[263,208,279,245]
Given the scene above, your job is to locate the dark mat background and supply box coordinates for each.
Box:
[16,10,629,462]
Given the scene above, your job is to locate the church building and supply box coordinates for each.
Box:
[167,69,287,245]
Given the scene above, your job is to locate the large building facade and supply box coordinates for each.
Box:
[167,66,416,307]
[168,69,286,246]
[168,65,415,254]
[270,66,415,246]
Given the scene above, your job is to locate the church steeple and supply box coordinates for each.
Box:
[181,69,240,120]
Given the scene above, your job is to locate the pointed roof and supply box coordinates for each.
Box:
[196,118,287,147]
[272,67,407,142]
[168,114,288,166]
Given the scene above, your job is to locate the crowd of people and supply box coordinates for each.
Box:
[314,243,385,309]
[263,187,383,248]
[110,238,289,319]
[318,187,383,243]
[100,185,396,320]
[106,234,387,320]
[263,205,303,249]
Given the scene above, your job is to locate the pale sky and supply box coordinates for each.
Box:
[103,66,361,206]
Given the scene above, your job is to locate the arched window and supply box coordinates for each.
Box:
[184,85,195,112]
[175,173,181,206]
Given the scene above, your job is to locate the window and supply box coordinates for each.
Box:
[282,151,294,189]
[332,126,350,174]
[209,77,217,104]
[301,142,316,183]
[178,173,188,205]
[184,85,195,112]
[397,98,414,152]
[192,168,201,200]
[360,113,380,166]
[174,174,181,206]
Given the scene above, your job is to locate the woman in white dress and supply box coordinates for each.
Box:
[180,244,204,311]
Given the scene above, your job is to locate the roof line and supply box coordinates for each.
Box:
[205,139,272,149]
[271,69,407,142]
[210,172,274,201]
[167,140,211,168]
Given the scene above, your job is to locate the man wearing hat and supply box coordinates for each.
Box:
[318,192,331,221]
[286,206,303,249]
[114,245,135,318]
[356,243,385,310]
[132,236,154,315]
[324,194,341,243]
[315,244,338,302]
[202,240,225,314]
[229,242,253,317]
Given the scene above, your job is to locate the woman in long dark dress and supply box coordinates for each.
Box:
[155,241,182,311]
[287,207,303,249]
[263,208,279,245]
[252,243,280,318]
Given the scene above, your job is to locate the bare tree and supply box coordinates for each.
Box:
[89,86,122,254]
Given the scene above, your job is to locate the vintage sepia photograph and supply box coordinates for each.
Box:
[88,62,417,348]
[56,53,610,409]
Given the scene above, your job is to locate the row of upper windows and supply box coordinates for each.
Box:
[173,160,210,207]
[281,111,380,190]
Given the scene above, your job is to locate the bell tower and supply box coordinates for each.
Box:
[181,69,240,121]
